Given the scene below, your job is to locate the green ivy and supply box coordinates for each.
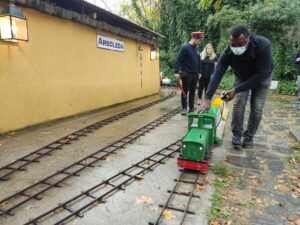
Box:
[218,71,234,90]
[158,0,300,96]
[277,80,297,95]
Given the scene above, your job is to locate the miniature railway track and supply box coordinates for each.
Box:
[23,140,182,225]
[0,107,180,218]
[0,94,174,182]
[149,170,204,225]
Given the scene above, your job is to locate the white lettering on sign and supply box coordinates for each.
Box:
[97,35,124,52]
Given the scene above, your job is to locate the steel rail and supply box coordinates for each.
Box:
[0,94,174,182]
[0,107,180,217]
[149,170,203,225]
[24,141,181,225]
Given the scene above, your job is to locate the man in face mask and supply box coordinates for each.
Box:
[197,25,274,148]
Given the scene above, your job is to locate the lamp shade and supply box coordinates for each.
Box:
[150,47,159,60]
[0,2,28,42]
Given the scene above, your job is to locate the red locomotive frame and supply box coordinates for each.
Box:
[177,156,209,173]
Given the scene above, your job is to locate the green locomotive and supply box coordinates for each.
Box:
[177,97,227,172]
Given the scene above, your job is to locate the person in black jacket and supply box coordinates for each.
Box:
[197,25,274,148]
[174,32,204,115]
[198,44,218,104]
[295,49,300,104]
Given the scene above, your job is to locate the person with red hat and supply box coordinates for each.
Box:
[174,31,204,115]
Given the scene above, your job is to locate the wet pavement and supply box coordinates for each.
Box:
[0,88,212,225]
[210,92,300,225]
[0,88,299,225]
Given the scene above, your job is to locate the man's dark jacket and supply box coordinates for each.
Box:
[206,34,274,100]
[174,43,202,74]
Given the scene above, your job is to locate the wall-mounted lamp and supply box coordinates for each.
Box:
[150,46,159,60]
[138,44,143,51]
[0,0,28,42]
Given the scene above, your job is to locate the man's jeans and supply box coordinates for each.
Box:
[181,73,198,109]
[231,76,271,138]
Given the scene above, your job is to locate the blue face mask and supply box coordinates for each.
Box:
[230,42,249,55]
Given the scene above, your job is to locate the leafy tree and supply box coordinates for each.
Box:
[121,0,300,95]
[159,0,213,78]
[206,0,300,80]
[119,0,160,31]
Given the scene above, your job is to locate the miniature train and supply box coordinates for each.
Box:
[177,96,228,173]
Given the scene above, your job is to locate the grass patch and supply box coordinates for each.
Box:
[207,181,233,221]
[212,179,225,190]
[210,165,231,177]
[238,200,256,207]
[285,141,300,164]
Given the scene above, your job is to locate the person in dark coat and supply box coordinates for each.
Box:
[198,44,218,105]
[174,32,204,115]
[197,25,274,148]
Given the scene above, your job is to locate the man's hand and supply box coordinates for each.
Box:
[196,99,211,112]
[224,89,236,101]
[175,73,180,79]
[198,73,202,79]
[296,57,300,62]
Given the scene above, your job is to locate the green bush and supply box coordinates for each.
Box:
[277,80,297,95]
[218,71,234,90]
[160,49,178,80]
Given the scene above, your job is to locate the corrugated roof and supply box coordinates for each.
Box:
[12,0,163,45]
[80,0,164,38]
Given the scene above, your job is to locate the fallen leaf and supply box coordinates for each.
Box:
[0,201,8,207]
[151,207,158,212]
[288,176,298,180]
[40,131,52,135]
[163,209,175,220]
[249,176,258,179]
[26,206,33,210]
[228,190,237,196]
[196,184,205,190]
[90,201,100,208]
[104,157,113,161]
[224,157,231,162]
[203,177,210,183]
[136,196,153,205]
[287,215,297,221]
[256,198,263,204]
[230,207,239,212]
[71,218,77,225]
[135,175,144,180]
[210,221,220,225]
[291,194,298,199]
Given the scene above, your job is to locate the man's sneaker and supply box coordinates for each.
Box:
[188,107,195,113]
[181,108,187,115]
[232,136,242,148]
[242,135,253,148]
[197,100,202,105]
